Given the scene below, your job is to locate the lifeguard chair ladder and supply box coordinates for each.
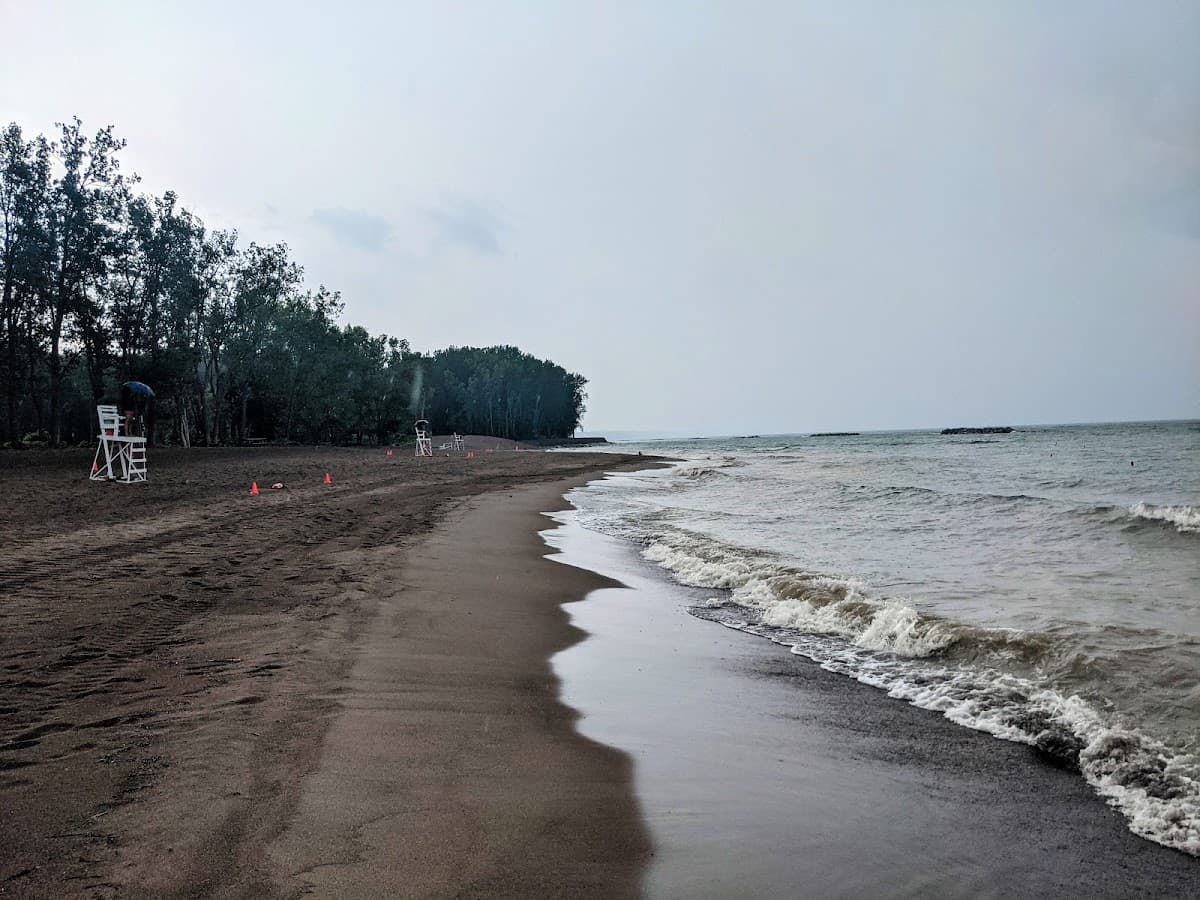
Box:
[90,405,148,483]
[452,432,465,452]
[415,419,433,458]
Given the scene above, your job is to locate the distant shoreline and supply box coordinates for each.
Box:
[580,419,1198,444]
[940,426,1014,435]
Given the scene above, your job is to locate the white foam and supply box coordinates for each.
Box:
[855,603,960,657]
[759,597,861,639]
[1128,502,1200,534]
[642,540,756,590]
[1074,724,1200,856]
[580,470,1200,855]
[771,630,1200,857]
[644,534,955,659]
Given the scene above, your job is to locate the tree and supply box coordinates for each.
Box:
[41,120,127,445]
[0,117,588,448]
[0,125,52,443]
[419,345,587,440]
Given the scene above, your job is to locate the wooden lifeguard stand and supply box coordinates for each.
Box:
[415,419,433,457]
[452,433,465,452]
[90,405,148,483]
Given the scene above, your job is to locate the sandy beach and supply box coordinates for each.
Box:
[4,3,1193,895]
[4,446,1198,898]
[0,447,651,898]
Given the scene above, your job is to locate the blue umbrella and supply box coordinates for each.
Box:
[123,381,155,398]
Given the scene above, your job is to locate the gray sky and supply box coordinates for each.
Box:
[3,1,1196,434]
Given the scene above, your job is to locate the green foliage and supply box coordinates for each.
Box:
[0,118,587,447]
[416,346,586,440]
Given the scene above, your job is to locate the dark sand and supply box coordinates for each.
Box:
[549,514,1200,899]
[0,447,650,898]
[266,481,649,897]
[7,446,1198,899]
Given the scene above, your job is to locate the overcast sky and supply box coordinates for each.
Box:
[3,1,1196,434]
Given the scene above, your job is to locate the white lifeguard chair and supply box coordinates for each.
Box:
[90,405,148,483]
[415,419,433,458]
[452,432,465,452]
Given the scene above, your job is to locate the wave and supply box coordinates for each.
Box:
[860,487,1197,532]
[707,615,1200,857]
[675,465,730,480]
[866,487,1200,535]
[799,624,1200,857]
[644,532,1045,664]
[670,457,744,481]
[857,483,1057,509]
[1036,477,1084,488]
[1127,502,1200,535]
[641,528,1200,856]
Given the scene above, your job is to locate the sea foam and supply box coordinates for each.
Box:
[568,438,1200,856]
[1128,502,1200,534]
[641,525,1200,856]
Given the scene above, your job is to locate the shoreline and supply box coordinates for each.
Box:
[7,447,1196,896]
[547,502,1200,898]
[265,476,652,897]
[0,448,653,898]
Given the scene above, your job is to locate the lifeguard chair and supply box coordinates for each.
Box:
[452,432,465,452]
[415,419,433,458]
[90,405,148,483]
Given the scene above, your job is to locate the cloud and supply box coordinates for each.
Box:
[311,207,393,253]
[422,200,504,254]
[1133,186,1200,239]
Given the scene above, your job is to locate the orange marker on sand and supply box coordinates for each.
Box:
[323,472,332,485]
[249,481,259,495]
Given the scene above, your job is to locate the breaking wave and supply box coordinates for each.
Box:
[1127,502,1200,535]
[669,457,743,483]
[641,527,1200,856]
[646,532,1002,661]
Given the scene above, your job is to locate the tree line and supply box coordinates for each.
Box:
[1,119,587,447]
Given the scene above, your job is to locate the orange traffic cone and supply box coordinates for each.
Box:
[91,460,99,474]
[323,472,332,485]
[249,481,259,495]
[386,448,393,457]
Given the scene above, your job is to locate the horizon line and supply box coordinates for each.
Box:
[580,415,1200,440]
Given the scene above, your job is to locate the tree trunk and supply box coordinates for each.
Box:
[145,397,156,447]
[179,399,191,448]
[47,318,64,447]
[4,302,17,444]
[1,255,13,444]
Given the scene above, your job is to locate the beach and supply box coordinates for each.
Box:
[561,425,1200,864]
[550,510,1200,898]
[0,447,651,898]
[3,443,1198,898]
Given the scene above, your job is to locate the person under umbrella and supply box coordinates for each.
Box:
[120,381,154,436]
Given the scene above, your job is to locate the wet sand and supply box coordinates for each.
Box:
[0,447,650,898]
[266,481,650,898]
[549,511,1200,899]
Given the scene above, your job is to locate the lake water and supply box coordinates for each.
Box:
[563,421,1200,855]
